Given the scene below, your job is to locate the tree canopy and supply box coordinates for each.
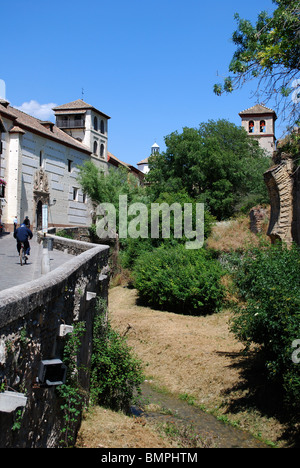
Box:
[146,119,271,220]
[214,0,300,127]
[77,162,142,208]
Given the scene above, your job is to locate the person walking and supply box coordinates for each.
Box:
[23,216,30,229]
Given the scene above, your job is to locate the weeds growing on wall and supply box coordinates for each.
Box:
[58,321,87,448]
[90,299,144,412]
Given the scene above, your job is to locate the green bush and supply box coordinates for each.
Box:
[56,229,74,239]
[230,243,300,409]
[90,300,144,412]
[133,245,225,315]
[119,190,216,270]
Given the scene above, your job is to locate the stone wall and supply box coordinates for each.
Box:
[0,236,109,448]
[249,205,269,234]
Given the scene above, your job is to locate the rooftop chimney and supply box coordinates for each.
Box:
[40,121,55,132]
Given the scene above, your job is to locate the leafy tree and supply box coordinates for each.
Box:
[77,161,144,223]
[119,190,216,269]
[146,119,270,220]
[214,0,300,126]
[77,161,143,206]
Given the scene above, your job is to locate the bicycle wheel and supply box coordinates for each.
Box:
[20,246,26,266]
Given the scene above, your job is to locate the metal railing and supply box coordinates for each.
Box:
[56,119,85,128]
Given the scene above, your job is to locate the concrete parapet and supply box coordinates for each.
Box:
[0,234,109,448]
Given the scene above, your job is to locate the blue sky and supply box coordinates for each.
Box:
[2,0,284,167]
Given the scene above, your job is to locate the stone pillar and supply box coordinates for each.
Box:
[293,167,300,245]
[264,154,294,245]
[249,205,268,234]
[6,128,25,229]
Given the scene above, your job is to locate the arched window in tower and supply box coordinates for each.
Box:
[249,120,254,133]
[93,141,98,155]
[260,120,266,133]
[94,116,98,131]
[100,120,105,134]
[100,143,104,158]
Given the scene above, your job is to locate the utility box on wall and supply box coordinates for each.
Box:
[38,359,67,387]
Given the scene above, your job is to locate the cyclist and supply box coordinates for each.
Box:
[14,223,33,259]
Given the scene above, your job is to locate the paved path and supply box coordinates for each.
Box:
[0,233,74,292]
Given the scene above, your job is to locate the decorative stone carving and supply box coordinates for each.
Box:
[33,169,50,230]
[33,168,49,194]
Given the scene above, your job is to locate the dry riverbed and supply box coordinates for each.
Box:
[77,285,293,448]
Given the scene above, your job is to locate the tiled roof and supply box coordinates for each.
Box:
[107,151,129,168]
[9,126,25,134]
[0,103,92,154]
[239,104,277,118]
[137,158,148,165]
[108,151,144,177]
[53,99,110,119]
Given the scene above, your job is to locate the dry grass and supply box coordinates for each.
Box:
[206,216,269,252]
[109,287,242,406]
[77,406,173,448]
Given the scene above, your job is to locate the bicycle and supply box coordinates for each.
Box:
[19,242,27,266]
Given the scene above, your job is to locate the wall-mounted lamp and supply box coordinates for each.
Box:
[38,359,67,387]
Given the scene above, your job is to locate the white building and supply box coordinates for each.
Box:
[239,104,277,155]
[137,142,160,174]
[0,97,111,231]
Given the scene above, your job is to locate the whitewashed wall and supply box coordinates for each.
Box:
[1,119,108,229]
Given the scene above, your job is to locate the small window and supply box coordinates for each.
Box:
[94,116,98,131]
[93,141,98,155]
[100,143,104,158]
[249,120,254,133]
[68,159,72,172]
[260,120,266,133]
[100,119,105,134]
[39,151,43,167]
[82,193,87,204]
[73,187,78,201]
